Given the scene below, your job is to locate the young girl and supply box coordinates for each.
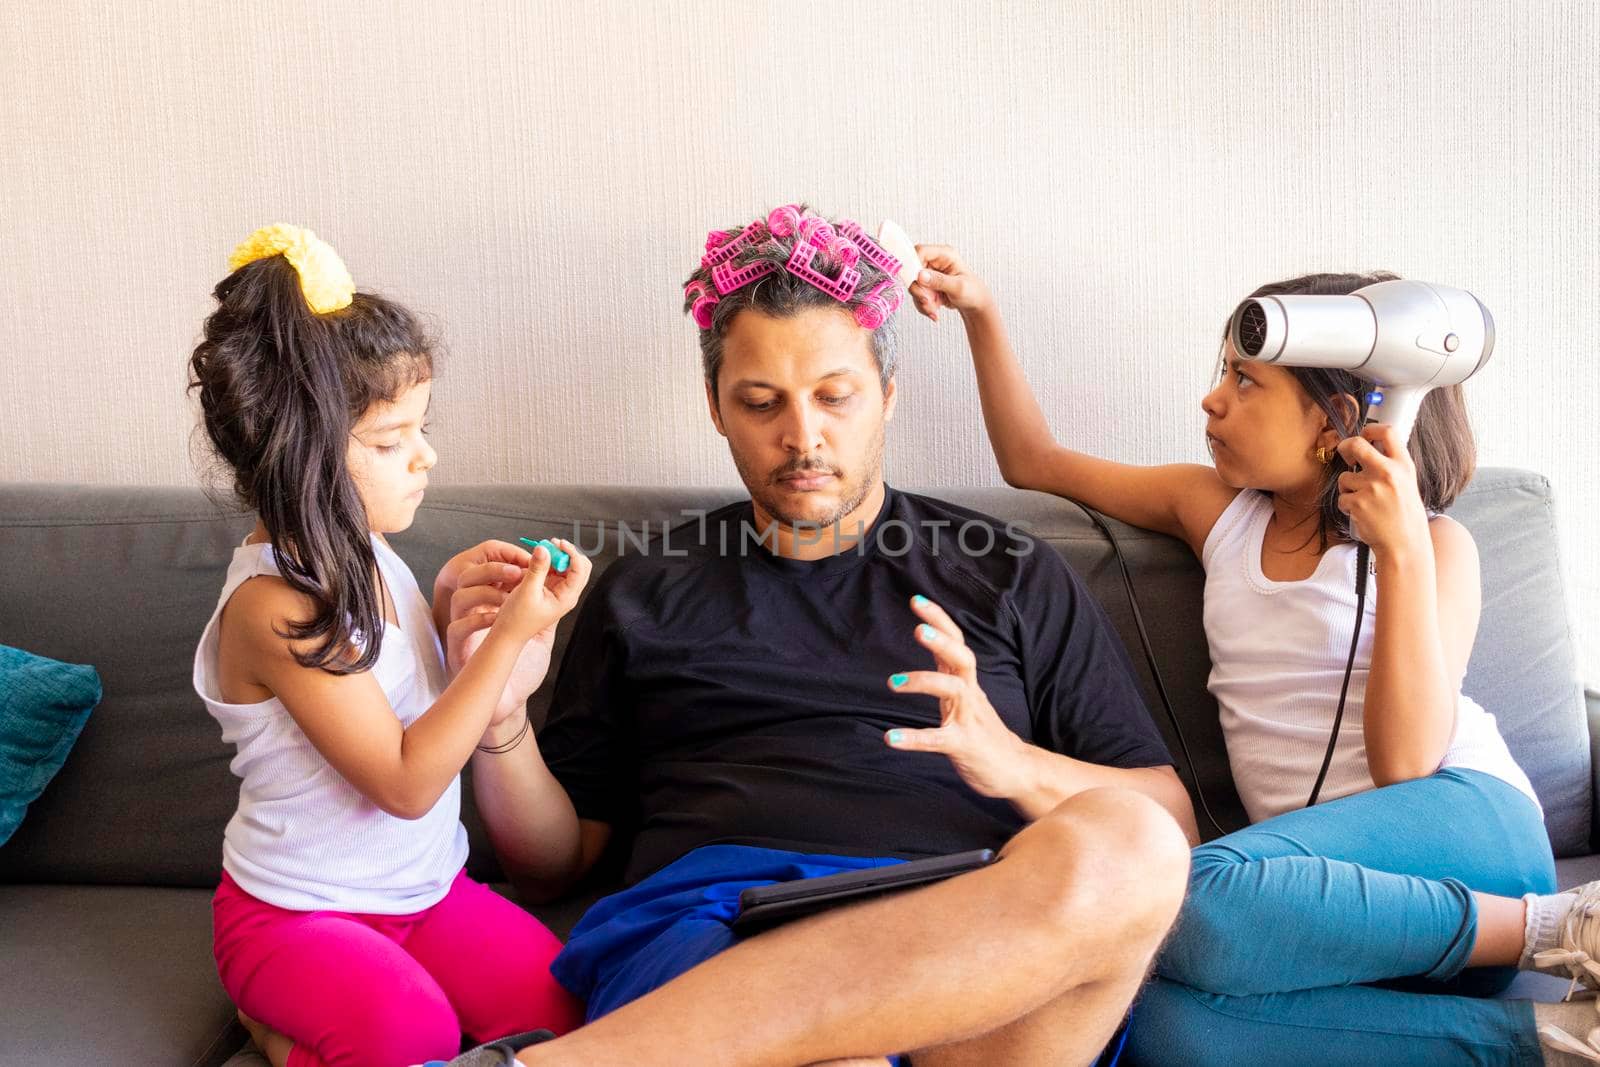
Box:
[189,224,590,1067]
[908,250,1600,1065]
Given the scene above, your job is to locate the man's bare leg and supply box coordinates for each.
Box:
[908,939,1156,1066]
[822,837,1164,1067]
[518,787,1189,1067]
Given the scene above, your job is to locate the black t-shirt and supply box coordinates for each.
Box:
[539,486,1173,884]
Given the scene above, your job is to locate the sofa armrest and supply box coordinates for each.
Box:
[1590,688,1600,853]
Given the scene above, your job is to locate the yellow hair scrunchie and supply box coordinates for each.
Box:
[228,223,355,314]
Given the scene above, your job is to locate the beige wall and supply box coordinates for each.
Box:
[2,1,1595,681]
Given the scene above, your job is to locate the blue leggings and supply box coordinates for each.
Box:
[1127,768,1557,1066]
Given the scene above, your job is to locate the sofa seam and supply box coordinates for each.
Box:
[0,514,247,529]
[191,1014,246,1067]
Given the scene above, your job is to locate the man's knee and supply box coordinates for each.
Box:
[1006,787,1189,947]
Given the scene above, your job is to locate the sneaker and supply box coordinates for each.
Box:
[1538,1015,1600,1064]
[412,1029,557,1067]
[1535,882,1600,998]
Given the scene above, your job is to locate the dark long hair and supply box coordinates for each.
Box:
[189,255,433,673]
[1231,271,1477,549]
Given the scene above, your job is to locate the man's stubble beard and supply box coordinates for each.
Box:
[732,415,886,533]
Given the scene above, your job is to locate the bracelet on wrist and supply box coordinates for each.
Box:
[476,716,531,755]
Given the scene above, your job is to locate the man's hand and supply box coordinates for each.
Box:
[883,595,1033,801]
[446,552,559,740]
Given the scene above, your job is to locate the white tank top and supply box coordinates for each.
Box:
[1200,489,1539,824]
[193,534,468,913]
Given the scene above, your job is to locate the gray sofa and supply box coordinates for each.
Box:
[1,471,1595,1065]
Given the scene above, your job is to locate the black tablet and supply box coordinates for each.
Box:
[732,848,997,935]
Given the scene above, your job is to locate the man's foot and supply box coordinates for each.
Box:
[1525,882,1600,997]
[237,1009,294,1067]
[438,1029,557,1066]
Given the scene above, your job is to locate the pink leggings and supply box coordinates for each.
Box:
[213,870,584,1067]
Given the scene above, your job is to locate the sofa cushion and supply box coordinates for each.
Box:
[1445,471,1592,855]
[0,884,242,1066]
[0,644,100,843]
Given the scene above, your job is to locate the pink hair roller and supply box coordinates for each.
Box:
[713,258,778,295]
[785,241,861,302]
[852,278,903,330]
[766,204,803,238]
[837,221,903,282]
[796,214,835,248]
[685,280,720,329]
[701,220,767,268]
[821,233,862,267]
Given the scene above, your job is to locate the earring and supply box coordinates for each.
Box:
[1316,446,1331,464]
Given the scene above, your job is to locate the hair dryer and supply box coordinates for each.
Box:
[1227,279,1495,447]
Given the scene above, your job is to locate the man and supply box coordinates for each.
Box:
[441,206,1195,1066]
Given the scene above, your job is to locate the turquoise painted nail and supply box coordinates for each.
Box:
[912,594,930,607]
[919,624,937,641]
[889,673,908,689]
[888,730,904,744]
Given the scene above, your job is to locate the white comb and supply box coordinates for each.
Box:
[876,219,923,289]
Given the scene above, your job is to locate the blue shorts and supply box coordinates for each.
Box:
[551,843,1128,1066]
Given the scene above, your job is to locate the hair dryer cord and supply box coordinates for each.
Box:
[1068,499,1228,840]
[1306,541,1371,807]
